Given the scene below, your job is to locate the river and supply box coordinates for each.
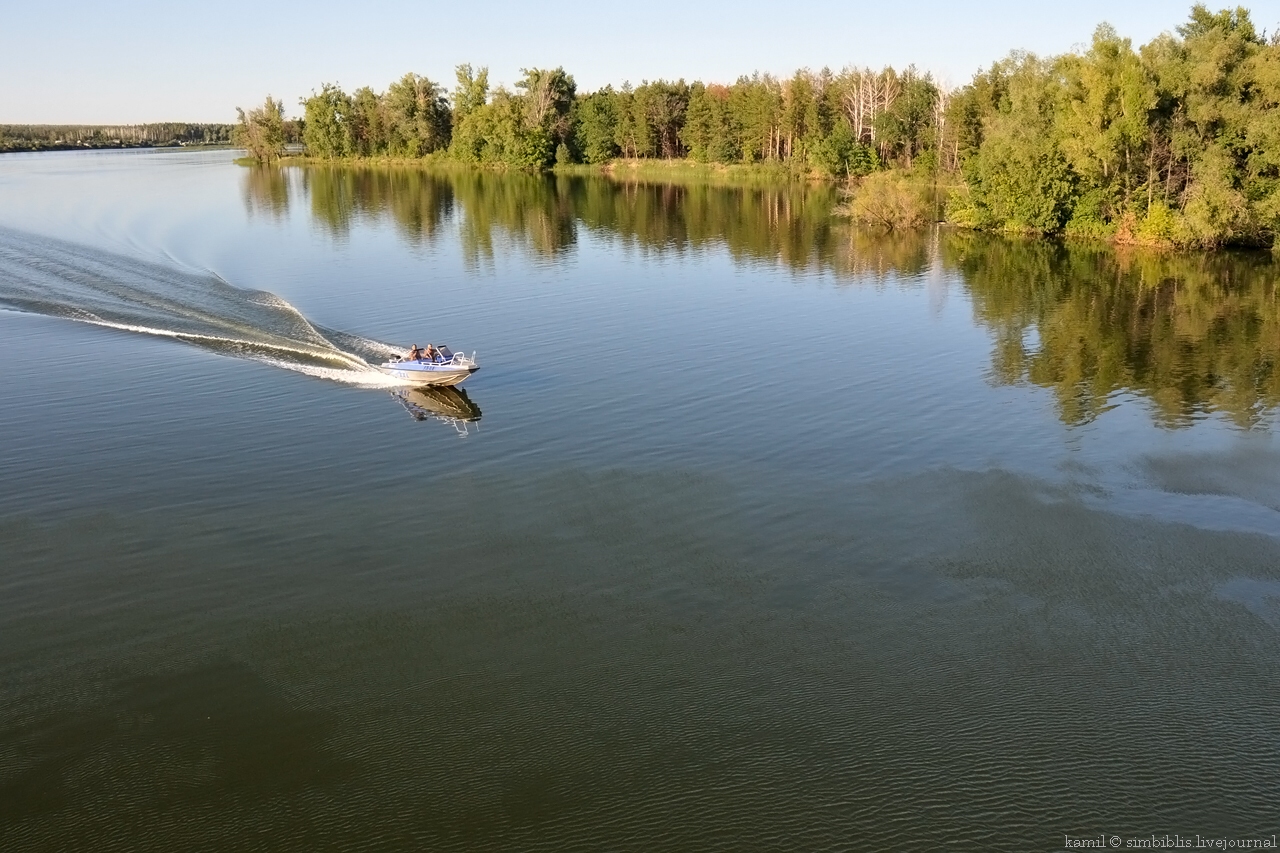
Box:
[1,149,1278,851]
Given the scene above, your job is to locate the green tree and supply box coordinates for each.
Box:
[349,86,386,156]
[780,70,823,161]
[517,67,576,151]
[1057,24,1156,215]
[635,80,690,158]
[874,68,938,169]
[613,84,653,158]
[1244,33,1280,243]
[301,84,353,159]
[452,88,551,169]
[954,53,1078,232]
[384,73,451,157]
[452,64,490,124]
[574,88,619,164]
[812,121,877,177]
[234,95,285,163]
[680,83,740,163]
[730,74,783,161]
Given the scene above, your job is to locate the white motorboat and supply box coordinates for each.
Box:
[378,345,478,386]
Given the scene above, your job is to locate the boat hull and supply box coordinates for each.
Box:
[378,364,478,387]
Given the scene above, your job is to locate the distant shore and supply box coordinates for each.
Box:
[1,123,236,154]
[1,141,234,154]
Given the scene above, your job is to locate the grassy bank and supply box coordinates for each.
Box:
[269,151,457,170]
[573,158,823,186]
[256,153,826,187]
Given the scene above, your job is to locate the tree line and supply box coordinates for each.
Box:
[1,123,235,153]
[235,4,1280,248]
[238,65,917,177]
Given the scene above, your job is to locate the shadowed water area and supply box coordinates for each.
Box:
[1,150,1279,851]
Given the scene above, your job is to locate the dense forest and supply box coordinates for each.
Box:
[231,3,1273,248]
[0,123,235,153]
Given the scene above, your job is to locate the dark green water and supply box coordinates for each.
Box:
[2,151,1279,851]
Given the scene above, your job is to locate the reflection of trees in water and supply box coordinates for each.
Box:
[830,227,934,282]
[301,167,453,244]
[279,165,910,276]
[242,166,290,219]
[570,179,850,274]
[559,179,938,282]
[283,167,865,273]
[263,165,1280,428]
[951,234,1280,428]
[450,172,577,267]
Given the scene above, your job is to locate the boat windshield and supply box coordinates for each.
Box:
[436,345,454,360]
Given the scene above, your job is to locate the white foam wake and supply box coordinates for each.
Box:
[0,226,415,387]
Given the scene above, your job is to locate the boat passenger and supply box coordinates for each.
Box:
[405,344,423,361]
[424,344,437,361]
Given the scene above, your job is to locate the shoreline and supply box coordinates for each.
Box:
[2,142,234,155]
[249,154,1278,253]
[263,154,827,185]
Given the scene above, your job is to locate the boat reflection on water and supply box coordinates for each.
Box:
[391,386,482,435]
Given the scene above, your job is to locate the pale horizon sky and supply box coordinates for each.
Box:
[4,0,1279,124]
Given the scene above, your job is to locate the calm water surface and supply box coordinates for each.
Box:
[2,150,1279,851]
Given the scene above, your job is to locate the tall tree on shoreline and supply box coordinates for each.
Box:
[452,65,490,124]
[233,96,285,163]
[301,84,354,159]
[517,67,576,156]
[574,87,620,164]
[349,86,385,157]
[385,73,451,156]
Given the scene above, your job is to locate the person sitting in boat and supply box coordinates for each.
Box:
[404,344,424,361]
[424,344,437,362]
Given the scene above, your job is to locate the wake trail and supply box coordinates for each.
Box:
[0,225,410,387]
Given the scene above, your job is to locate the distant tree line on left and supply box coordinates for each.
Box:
[0,123,237,153]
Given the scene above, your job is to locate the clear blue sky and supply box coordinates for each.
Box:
[3,0,1278,123]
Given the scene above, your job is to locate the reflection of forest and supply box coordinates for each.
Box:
[242,166,290,219]
[302,167,455,242]
[247,166,1280,428]
[951,235,1280,428]
[269,166,929,277]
